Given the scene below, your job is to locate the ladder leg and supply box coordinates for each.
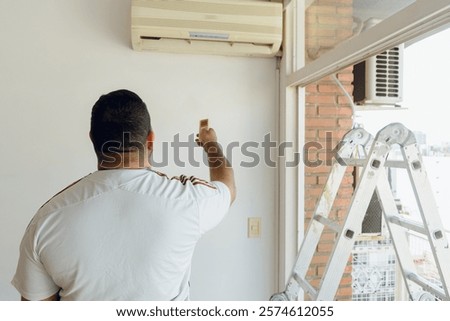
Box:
[377,170,418,300]
[317,141,391,300]
[375,123,449,300]
[279,147,350,300]
[272,128,373,300]
[402,143,450,299]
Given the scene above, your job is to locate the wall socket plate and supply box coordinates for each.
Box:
[248,217,261,238]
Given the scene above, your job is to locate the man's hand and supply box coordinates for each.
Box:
[196,124,236,204]
[196,127,218,148]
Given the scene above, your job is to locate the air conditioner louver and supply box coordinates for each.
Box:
[131,0,283,57]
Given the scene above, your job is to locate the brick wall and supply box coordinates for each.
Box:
[304,0,354,301]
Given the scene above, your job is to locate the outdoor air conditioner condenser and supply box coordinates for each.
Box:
[353,45,404,107]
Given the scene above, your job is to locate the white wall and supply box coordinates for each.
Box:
[0,0,277,300]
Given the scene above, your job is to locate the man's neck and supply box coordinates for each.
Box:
[97,151,151,170]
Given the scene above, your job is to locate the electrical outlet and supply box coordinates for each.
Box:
[248,217,261,238]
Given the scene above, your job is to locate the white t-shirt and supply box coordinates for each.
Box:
[11,169,230,300]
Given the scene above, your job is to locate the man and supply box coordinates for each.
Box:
[12,89,236,300]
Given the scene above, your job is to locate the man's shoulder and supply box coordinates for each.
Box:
[147,170,224,200]
[37,174,92,213]
[170,174,217,190]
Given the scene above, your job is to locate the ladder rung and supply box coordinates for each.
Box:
[313,215,342,233]
[389,215,426,235]
[293,273,318,300]
[342,158,408,168]
[407,273,447,300]
[385,160,408,169]
[341,158,366,167]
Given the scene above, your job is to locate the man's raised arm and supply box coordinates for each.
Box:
[197,127,236,204]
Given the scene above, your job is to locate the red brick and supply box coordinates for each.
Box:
[306,117,337,128]
[338,118,353,128]
[305,14,317,25]
[305,164,332,174]
[336,286,352,297]
[314,0,351,5]
[318,15,341,25]
[317,84,339,94]
[337,95,355,105]
[305,175,318,185]
[305,198,319,211]
[334,17,354,27]
[337,186,354,197]
[311,254,330,265]
[304,218,312,228]
[306,266,317,277]
[307,5,336,15]
[340,275,353,286]
[306,94,337,105]
[320,230,337,242]
[317,106,338,116]
[317,264,327,276]
[337,29,353,40]
[318,130,348,140]
[337,6,353,15]
[339,106,353,116]
[305,106,317,116]
[306,84,318,93]
[309,278,321,289]
[305,129,317,139]
[337,72,354,82]
[306,25,337,36]
[308,187,325,196]
[317,175,330,185]
[341,65,353,72]
[317,241,334,253]
[344,264,352,274]
[339,84,353,93]
[333,198,351,207]
[336,208,349,218]
[318,38,340,48]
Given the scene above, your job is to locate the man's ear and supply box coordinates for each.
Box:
[146,131,155,150]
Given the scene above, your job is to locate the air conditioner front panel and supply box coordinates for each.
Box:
[131,0,282,57]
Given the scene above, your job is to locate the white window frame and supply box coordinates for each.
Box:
[277,0,305,290]
[276,0,450,293]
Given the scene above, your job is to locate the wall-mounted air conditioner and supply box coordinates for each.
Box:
[131,0,283,57]
[353,44,404,107]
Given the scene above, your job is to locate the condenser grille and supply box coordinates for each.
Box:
[375,47,401,98]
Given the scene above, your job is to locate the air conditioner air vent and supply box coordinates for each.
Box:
[374,47,401,99]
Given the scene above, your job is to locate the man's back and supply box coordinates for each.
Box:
[12,169,230,300]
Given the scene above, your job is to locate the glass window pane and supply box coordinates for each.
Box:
[305,0,416,62]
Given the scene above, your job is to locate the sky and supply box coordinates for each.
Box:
[357,27,450,145]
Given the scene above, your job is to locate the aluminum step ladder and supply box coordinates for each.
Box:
[271,123,450,301]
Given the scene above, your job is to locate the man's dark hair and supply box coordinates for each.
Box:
[90,89,152,154]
